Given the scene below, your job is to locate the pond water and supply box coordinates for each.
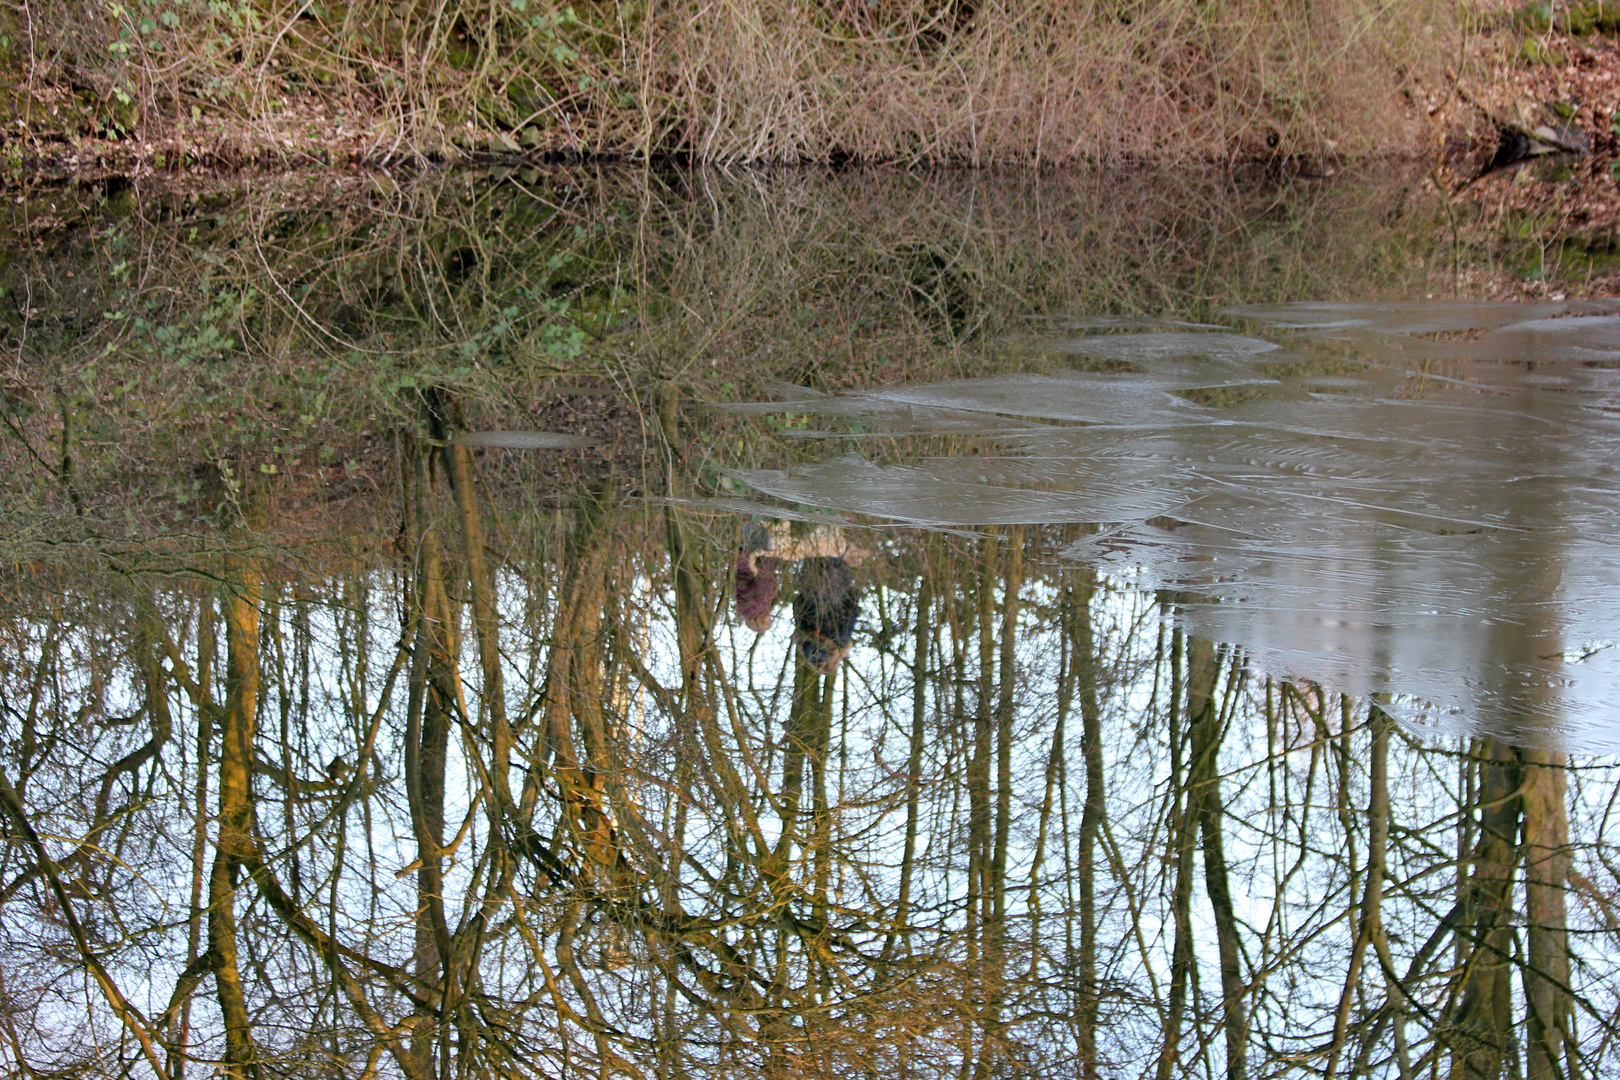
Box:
[0,167,1613,1080]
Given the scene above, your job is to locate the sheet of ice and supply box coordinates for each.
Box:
[732,304,1620,747]
[452,430,597,449]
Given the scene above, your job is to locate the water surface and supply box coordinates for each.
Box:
[0,167,1611,1080]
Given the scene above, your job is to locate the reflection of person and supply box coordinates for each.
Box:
[735,519,869,671]
[794,556,859,673]
[735,521,778,633]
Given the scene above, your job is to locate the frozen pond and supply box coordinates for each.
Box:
[728,300,1620,746]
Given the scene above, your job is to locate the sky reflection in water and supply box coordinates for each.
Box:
[730,301,1620,747]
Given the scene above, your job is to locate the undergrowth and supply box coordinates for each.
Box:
[0,0,1463,164]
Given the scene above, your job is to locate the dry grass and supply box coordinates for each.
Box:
[2,0,1460,164]
[642,0,1455,163]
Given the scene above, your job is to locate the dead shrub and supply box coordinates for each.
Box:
[2,0,1456,163]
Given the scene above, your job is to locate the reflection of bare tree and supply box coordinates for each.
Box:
[210,541,260,1080]
[1158,629,1249,1080]
[0,507,1612,1079]
[1521,747,1572,1080]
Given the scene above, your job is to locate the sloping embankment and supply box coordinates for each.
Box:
[0,0,1452,169]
